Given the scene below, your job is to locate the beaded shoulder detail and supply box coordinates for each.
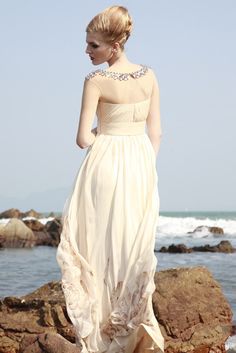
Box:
[85,64,149,81]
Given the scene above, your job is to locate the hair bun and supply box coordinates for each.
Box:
[86,5,133,50]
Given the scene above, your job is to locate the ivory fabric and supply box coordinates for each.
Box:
[56,66,164,353]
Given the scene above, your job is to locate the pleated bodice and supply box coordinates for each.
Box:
[96,98,151,136]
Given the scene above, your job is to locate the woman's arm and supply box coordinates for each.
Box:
[76,79,101,148]
[146,70,162,158]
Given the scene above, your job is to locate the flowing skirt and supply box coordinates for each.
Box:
[56,132,164,353]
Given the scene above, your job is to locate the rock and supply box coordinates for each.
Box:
[22,209,42,219]
[159,243,192,253]
[0,218,36,248]
[209,226,224,235]
[188,225,224,235]
[0,208,42,220]
[20,333,80,353]
[231,321,236,335]
[35,231,55,246]
[0,267,233,353]
[23,219,54,246]
[45,218,62,246]
[0,208,22,219]
[0,217,62,248]
[0,281,76,353]
[23,219,45,232]
[157,240,235,253]
[153,266,233,353]
[192,240,235,253]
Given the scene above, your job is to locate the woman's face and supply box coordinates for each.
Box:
[85,32,114,65]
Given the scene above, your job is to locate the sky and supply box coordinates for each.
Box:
[0,1,235,213]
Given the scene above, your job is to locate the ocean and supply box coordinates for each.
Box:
[0,211,235,349]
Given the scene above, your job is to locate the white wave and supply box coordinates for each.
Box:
[1,214,235,237]
[21,216,55,225]
[225,334,236,352]
[38,217,55,225]
[157,216,236,238]
[0,216,55,227]
[0,218,11,226]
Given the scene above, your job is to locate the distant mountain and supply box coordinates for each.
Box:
[0,186,70,213]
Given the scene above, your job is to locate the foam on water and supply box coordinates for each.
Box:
[225,334,236,352]
[1,213,235,238]
[157,215,236,238]
[0,216,55,226]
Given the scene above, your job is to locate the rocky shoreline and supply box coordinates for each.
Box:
[0,208,235,252]
[158,240,235,253]
[0,208,62,248]
[0,266,234,353]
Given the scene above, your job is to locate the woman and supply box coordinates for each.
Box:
[56,5,164,353]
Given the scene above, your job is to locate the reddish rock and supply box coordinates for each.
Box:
[20,333,80,353]
[153,266,233,353]
[0,267,233,353]
[0,281,77,353]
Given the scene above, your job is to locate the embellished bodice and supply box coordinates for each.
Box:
[85,64,149,81]
[85,64,153,136]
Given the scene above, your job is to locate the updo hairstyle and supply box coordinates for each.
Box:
[86,5,133,51]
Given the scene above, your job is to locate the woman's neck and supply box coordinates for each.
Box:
[107,51,131,68]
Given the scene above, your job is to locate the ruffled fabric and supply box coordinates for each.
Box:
[56,131,164,353]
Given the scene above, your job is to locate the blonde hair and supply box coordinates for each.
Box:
[86,5,133,50]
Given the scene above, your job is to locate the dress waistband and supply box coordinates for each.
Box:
[98,121,146,136]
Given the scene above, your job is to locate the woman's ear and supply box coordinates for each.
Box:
[113,42,120,52]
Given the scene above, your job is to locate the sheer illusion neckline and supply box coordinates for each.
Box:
[99,97,151,106]
[103,64,146,75]
[85,64,149,81]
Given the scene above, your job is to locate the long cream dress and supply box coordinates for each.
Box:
[56,64,164,353]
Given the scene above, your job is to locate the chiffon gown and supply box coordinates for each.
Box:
[56,64,164,353]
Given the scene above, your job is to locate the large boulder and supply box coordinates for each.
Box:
[153,266,233,353]
[0,218,62,248]
[0,267,233,353]
[0,218,36,248]
[19,333,79,353]
[23,219,53,246]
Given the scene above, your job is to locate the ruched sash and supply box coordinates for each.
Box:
[98,120,146,136]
